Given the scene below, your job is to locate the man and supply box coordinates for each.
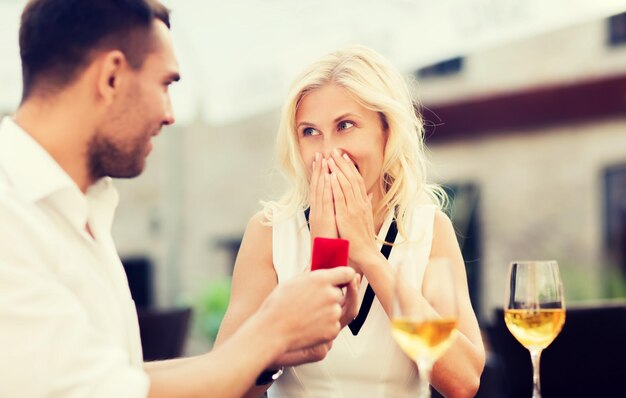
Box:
[0,1,358,397]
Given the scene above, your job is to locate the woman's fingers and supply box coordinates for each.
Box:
[351,155,369,202]
[323,172,334,215]
[321,158,332,212]
[309,154,339,239]
[330,172,347,214]
[328,157,355,203]
[310,152,322,208]
[310,152,321,186]
[316,157,328,212]
[330,150,366,201]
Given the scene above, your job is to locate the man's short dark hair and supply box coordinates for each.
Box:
[19,0,170,101]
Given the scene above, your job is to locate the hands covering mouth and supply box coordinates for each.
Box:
[308,148,377,274]
[320,151,360,174]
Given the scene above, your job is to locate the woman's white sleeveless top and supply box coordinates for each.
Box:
[269,204,437,398]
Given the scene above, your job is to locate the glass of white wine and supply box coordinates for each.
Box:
[391,258,459,398]
[504,260,566,398]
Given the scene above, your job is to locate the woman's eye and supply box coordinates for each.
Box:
[302,127,319,136]
[338,121,354,130]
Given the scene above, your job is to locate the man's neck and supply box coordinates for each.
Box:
[14,98,94,193]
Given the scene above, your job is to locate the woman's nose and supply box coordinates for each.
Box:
[321,136,338,158]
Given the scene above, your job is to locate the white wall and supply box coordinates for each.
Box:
[113,111,284,306]
[429,118,626,317]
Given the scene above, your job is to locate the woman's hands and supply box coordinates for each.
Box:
[308,152,338,242]
[307,149,396,317]
[308,149,380,270]
[326,149,379,269]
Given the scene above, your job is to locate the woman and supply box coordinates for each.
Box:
[215,45,485,397]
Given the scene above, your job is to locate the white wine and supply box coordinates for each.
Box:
[391,318,458,363]
[504,308,565,350]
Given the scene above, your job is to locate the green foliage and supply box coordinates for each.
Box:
[605,266,626,299]
[559,262,626,302]
[193,278,232,342]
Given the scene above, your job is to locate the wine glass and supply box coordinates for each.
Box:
[504,260,566,398]
[391,258,459,398]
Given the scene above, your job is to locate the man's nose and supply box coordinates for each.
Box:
[163,97,175,126]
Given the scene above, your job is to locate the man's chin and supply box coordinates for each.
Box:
[108,160,146,179]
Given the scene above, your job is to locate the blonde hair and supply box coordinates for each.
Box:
[263,45,446,238]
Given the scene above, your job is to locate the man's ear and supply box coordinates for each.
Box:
[97,50,126,105]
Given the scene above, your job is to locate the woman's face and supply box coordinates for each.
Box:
[295,83,387,197]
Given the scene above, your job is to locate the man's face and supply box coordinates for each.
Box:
[89,20,180,181]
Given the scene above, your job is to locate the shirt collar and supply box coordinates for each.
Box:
[0,116,119,233]
[0,116,80,203]
[86,176,119,235]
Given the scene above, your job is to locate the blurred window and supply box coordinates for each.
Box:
[604,164,626,273]
[416,57,464,79]
[122,256,154,309]
[215,236,242,275]
[442,183,482,319]
[608,12,626,46]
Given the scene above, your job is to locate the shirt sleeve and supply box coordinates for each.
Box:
[0,198,150,398]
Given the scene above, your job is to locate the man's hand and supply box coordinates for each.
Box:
[268,272,361,367]
[257,267,357,354]
[340,273,360,328]
[271,342,334,367]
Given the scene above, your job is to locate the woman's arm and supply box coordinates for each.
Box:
[429,210,485,398]
[326,151,485,396]
[213,211,283,398]
[214,212,359,398]
[214,212,277,346]
[352,211,485,397]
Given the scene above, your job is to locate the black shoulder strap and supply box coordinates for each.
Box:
[303,209,398,336]
[348,217,397,335]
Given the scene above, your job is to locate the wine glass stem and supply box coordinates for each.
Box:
[530,349,543,398]
[417,360,433,398]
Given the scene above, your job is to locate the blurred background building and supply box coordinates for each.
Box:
[110,4,626,323]
[421,12,626,320]
[2,1,626,374]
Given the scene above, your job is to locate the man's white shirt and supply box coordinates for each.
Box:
[0,117,149,397]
